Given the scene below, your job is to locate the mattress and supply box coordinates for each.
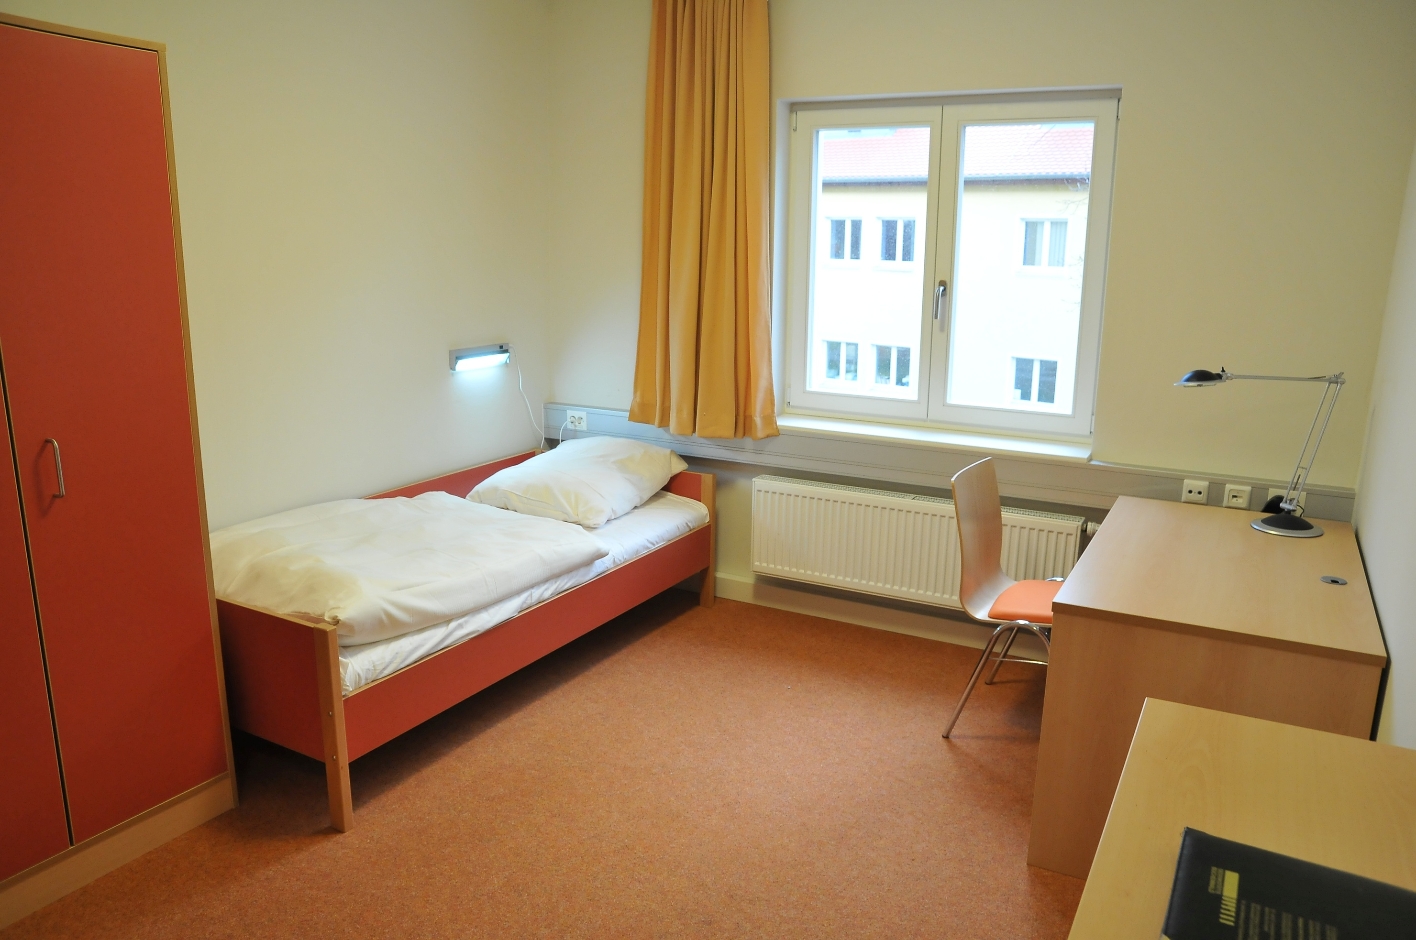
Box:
[338,490,709,695]
[211,491,606,645]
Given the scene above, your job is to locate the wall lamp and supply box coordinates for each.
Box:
[1175,367,1345,538]
[449,343,511,372]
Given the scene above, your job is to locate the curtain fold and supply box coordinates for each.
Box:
[629,0,778,440]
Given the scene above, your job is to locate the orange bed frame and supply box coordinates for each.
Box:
[216,451,715,831]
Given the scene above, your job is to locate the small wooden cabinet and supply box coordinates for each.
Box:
[0,14,233,895]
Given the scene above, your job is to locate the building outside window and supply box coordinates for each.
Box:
[785,96,1118,439]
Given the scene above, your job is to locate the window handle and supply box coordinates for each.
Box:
[44,438,66,498]
[933,280,948,321]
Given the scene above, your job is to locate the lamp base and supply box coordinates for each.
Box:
[1251,511,1324,538]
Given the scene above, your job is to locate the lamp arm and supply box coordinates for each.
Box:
[1281,377,1344,513]
[1225,372,1345,384]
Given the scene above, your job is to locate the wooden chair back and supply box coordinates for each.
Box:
[951,457,1015,622]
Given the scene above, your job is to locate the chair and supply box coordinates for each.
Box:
[942,457,1064,738]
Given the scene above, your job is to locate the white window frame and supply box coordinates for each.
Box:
[784,95,1119,441]
[786,106,943,423]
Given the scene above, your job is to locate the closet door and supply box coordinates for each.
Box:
[0,390,71,879]
[0,24,227,842]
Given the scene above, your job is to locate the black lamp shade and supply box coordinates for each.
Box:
[1177,369,1225,386]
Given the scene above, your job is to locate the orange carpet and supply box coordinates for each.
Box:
[4,593,1082,939]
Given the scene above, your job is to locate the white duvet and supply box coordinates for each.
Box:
[210,492,607,645]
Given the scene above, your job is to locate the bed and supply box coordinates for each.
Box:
[216,450,715,831]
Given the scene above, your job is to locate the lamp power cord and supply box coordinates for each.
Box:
[511,347,544,446]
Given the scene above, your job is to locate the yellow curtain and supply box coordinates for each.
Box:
[629,0,778,440]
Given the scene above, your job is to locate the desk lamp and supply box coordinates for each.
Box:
[1175,368,1345,538]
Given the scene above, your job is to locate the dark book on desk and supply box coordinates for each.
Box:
[1161,828,1416,940]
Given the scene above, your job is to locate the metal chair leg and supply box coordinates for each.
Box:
[984,624,1020,685]
[942,623,1010,738]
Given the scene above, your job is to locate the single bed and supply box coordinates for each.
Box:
[216,451,715,831]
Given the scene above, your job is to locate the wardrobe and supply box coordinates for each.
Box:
[0,16,231,889]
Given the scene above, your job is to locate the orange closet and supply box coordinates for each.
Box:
[0,17,231,885]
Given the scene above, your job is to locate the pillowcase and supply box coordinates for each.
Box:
[468,436,688,528]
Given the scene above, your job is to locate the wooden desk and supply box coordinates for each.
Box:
[1029,497,1387,878]
[1069,699,1416,938]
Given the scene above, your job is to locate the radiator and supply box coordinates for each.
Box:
[750,475,1085,610]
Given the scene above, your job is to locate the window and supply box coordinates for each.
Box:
[1012,357,1058,404]
[1022,219,1068,267]
[874,344,911,386]
[880,219,915,262]
[828,218,862,260]
[824,340,858,381]
[786,96,1117,438]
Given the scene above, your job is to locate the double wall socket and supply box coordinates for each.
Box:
[1181,480,1209,504]
[565,410,588,432]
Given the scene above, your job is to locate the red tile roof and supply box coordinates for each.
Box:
[819,123,1093,183]
[961,123,1094,180]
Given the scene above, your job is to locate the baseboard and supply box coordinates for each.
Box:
[0,772,236,929]
[712,571,1049,659]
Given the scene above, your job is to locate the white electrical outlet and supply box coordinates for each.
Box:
[566,410,588,432]
[1181,479,1209,504]
[1222,484,1252,510]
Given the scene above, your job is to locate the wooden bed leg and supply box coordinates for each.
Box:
[699,474,716,608]
[313,626,353,832]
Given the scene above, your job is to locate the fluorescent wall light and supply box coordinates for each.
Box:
[450,343,511,372]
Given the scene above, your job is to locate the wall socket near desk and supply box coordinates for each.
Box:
[1222,484,1252,509]
[1181,480,1209,504]
[566,410,588,432]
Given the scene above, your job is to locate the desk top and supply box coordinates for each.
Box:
[1053,497,1386,664]
[1070,699,1416,938]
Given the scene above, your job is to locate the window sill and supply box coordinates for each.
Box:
[775,414,1092,463]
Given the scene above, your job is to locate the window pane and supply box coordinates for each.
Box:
[1022,220,1042,266]
[1013,357,1035,401]
[895,346,911,386]
[1038,359,1057,403]
[830,219,845,260]
[947,122,1094,415]
[1048,220,1067,267]
[875,344,892,383]
[881,219,898,261]
[808,126,929,400]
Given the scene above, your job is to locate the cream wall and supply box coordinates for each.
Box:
[1356,137,1416,751]
[544,0,651,411]
[9,0,555,529]
[545,0,1416,494]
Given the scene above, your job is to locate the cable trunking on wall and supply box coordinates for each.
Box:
[750,476,1084,610]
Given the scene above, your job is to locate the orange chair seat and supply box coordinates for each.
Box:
[987,579,1063,624]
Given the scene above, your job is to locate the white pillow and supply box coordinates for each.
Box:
[468,437,688,528]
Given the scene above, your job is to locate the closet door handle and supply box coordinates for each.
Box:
[44,438,66,498]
